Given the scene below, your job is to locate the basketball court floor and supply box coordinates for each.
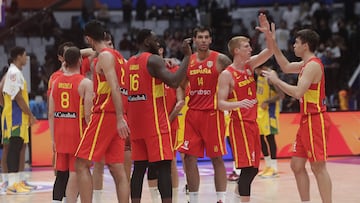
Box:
[0,157,359,203]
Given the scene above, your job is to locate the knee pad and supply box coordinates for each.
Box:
[237,167,258,196]
[130,161,148,198]
[147,163,158,180]
[155,160,172,198]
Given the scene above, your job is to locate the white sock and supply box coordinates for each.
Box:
[149,187,160,203]
[172,187,178,203]
[189,192,199,203]
[51,201,62,203]
[63,197,67,203]
[233,193,240,203]
[264,156,271,168]
[93,190,102,203]
[302,201,311,203]
[20,171,27,182]
[216,191,226,202]
[8,173,18,186]
[270,159,278,171]
[235,168,241,176]
[233,161,241,175]
[1,173,8,182]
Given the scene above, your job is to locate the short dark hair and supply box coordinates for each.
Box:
[57,42,75,56]
[193,26,212,38]
[84,20,106,41]
[295,29,319,52]
[136,29,152,44]
[64,47,81,67]
[10,46,25,61]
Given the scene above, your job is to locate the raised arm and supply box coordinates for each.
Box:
[148,39,192,88]
[248,13,274,69]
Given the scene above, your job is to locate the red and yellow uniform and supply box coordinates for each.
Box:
[165,65,180,151]
[178,51,226,158]
[80,57,91,76]
[294,57,331,162]
[52,74,86,171]
[227,65,261,168]
[47,69,64,98]
[76,48,127,164]
[126,52,173,162]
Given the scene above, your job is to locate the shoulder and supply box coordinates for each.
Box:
[219,69,232,78]
[216,53,232,69]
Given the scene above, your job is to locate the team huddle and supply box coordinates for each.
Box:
[1,13,332,203]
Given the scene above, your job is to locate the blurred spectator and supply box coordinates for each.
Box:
[119,33,134,52]
[148,5,159,20]
[281,4,299,30]
[123,0,132,23]
[170,4,183,29]
[5,0,23,28]
[29,93,47,119]
[232,18,249,37]
[338,87,349,111]
[159,5,171,20]
[270,2,283,24]
[313,2,331,28]
[29,53,48,94]
[167,30,183,59]
[41,11,62,40]
[97,4,111,25]
[316,19,332,44]
[82,0,97,18]
[182,3,197,26]
[275,20,290,52]
[136,0,147,21]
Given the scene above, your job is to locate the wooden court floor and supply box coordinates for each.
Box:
[0,156,359,203]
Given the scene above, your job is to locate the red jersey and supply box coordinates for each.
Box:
[187,51,220,110]
[80,56,91,76]
[299,57,327,115]
[52,74,86,153]
[227,65,257,121]
[126,52,171,139]
[92,48,127,113]
[48,69,63,97]
[165,65,179,130]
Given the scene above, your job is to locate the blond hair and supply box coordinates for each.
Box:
[227,36,249,56]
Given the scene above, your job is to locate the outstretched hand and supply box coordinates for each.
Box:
[261,69,279,84]
[256,13,270,32]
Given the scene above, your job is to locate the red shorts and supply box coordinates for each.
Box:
[55,152,76,172]
[229,120,261,168]
[76,113,125,164]
[178,109,227,158]
[171,129,177,156]
[131,133,173,162]
[293,113,331,162]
